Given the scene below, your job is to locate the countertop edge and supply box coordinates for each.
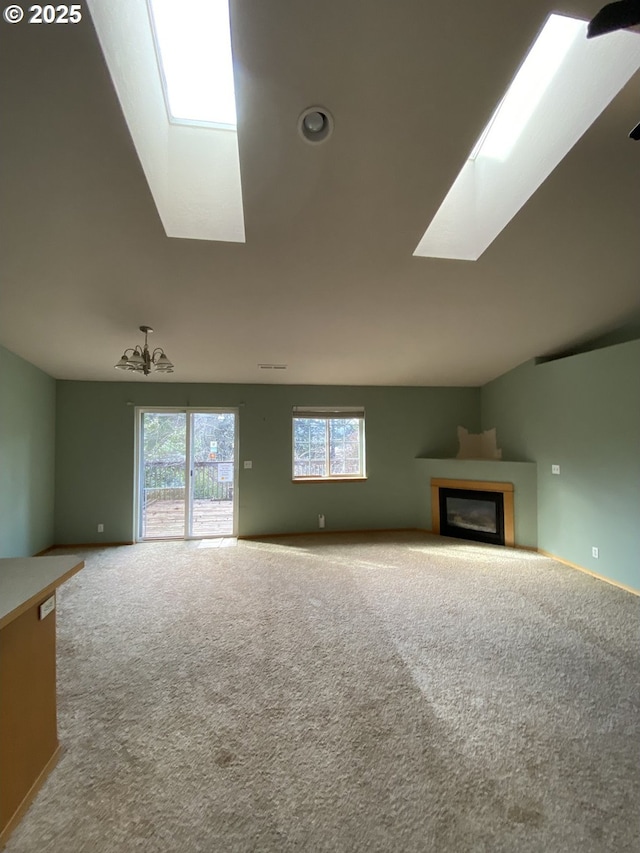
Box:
[0,559,84,630]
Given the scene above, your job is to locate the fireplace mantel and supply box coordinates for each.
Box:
[415,458,537,548]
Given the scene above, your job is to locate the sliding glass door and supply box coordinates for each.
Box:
[137,409,237,540]
[189,411,236,538]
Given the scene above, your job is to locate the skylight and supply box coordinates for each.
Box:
[87,0,245,243]
[148,0,237,128]
[472,14,583,161]
[414,14,640,261]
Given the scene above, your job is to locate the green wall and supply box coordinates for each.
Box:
[481,340,640,591]
[8,339,636,590]
[54,381,480,544]
[0,345,56,556]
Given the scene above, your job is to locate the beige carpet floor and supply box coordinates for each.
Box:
[5,532,639,852]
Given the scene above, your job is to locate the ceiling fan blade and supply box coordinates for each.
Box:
[629,121,640,140]
[587,0,640,37]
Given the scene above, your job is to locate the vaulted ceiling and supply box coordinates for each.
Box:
[1,1,638,385]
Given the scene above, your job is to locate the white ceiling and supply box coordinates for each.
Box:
[1,0,639,386]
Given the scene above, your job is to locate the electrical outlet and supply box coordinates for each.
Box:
[39,595,56,620]
[243,460,252,469]
[551,464,560,475]
[97,523,104,533]
[592,546,599,559]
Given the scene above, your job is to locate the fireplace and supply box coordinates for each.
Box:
[439,487,504,545]
[431,478,515,547]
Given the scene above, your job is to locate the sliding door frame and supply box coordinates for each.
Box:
[134,407,239,541]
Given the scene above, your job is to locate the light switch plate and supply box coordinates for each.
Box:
[244,461,252,469]
[552,464,560,475]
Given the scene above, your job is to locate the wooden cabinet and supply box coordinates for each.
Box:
[0,556,83,846]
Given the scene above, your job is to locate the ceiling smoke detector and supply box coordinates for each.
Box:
[298,106,334,144]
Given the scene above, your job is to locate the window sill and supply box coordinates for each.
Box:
[292,477,368,484]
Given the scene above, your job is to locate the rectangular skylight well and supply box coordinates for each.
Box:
[87,0,245,242]
[148,0,237,128]
[414,13,640,261]
[474,14,583,161]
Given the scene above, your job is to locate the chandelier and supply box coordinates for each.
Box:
[114,326,174,375]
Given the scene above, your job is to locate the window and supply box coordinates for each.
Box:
[148,0,237,128]
[292,407,366,480]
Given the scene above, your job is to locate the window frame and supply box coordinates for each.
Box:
[291,407,366,482]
